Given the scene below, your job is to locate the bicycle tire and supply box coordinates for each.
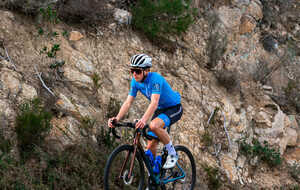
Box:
[160,145,196,190]
[104,144,145,190]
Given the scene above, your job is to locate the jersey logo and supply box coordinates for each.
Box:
[153,83,160,91]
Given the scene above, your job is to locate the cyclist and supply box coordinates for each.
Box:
[108,53,183,169]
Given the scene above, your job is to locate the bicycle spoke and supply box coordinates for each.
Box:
[161,145,196,190]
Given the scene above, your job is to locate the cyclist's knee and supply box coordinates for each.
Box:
[149,121,161,131]
[150,119,164,131]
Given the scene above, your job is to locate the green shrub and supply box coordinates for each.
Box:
[206,31,228,69]
[203,165,221,190]
[239,138,282,167]
[131,0,196,39]
[0,138,11,155]
[39,5,60,24]
[40,44,60,58]
[47,44,60,58]
[78,116,96,139]
[15,98,52,158]
[215,69,240,92]
[252,60,270,84]
[202,131,213,147]
[91,72,101,90]
[283,79,300,113]
[62,30,69,38]
[0,117,12,154]
[106,97,122,119]
[0,143,107,189]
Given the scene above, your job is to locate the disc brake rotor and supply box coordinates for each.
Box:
[123,170,134,185]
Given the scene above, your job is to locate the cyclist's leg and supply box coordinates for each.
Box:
[146,108,168,156]
[149,117,179,169]
[155,104,183,168]
[147,104,183,168]
[149,118,170,145]
[146,139,159,156]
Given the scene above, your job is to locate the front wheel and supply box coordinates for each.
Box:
[104,144,145,190]
[161,145,196,190]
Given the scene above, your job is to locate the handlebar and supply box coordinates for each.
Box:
[109,121,155,140]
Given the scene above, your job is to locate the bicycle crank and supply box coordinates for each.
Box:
[123,170,134,185]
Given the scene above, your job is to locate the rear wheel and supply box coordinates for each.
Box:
[104,144,145,190]
[161,145,196,190]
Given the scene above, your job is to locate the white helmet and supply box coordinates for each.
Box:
[130,54,152,68]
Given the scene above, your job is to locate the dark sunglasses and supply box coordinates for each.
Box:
[130,68,143,75]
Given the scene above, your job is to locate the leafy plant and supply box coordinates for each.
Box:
[0,143,107,189]
[41,44,60,58]
[252,60,270,84]
[97,125,117,150]
[79,116,96,138]
[106,97,121,119]
[239,138,282,167]
[38,27,44,35]
[15,98,52,159]
[202,131,213,147]
[48,44,60,58]
[62,30,69,38]
[215,69,240,92]
[0,121,11,154]
[203,164,221,189]
[0,138,11,155]
[131,0,196,39]
[91,72,101,90]
[206,31,228,69]
[49,60,65,69]
[52,31,59,37]
[40,5,60,24]
[280,184,300,190]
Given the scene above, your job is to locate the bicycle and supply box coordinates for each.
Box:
[104,121,196,190]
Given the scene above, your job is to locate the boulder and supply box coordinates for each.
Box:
[239,14,256,34]
[69,31,84,41]
[113,8,132,24]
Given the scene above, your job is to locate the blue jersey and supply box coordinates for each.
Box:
[129,72,181,109]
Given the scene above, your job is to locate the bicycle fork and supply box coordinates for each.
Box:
[119,133,141,181]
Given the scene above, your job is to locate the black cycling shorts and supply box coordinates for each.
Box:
[151,104,183,128]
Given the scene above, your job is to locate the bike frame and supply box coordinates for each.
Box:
[118,129,186,186]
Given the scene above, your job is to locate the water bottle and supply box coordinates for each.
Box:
[145,150,154,167]
[153,155,162,174]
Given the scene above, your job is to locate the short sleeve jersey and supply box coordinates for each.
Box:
[129,72,181,109]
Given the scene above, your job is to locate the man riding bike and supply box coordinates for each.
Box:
[108,53,183,169]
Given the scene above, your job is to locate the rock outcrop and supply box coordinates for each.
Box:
[0,0,299,188]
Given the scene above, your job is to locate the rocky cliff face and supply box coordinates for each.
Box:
[0,0,300,188]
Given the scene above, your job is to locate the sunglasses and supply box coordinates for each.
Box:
[130,68,143,75]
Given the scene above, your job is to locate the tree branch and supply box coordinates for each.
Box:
[4,47,16,70]
[34,66,55,96]
[222,112,232,150]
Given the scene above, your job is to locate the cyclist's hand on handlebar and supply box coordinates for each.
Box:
[108,117,119,128]
[135,119,146,129]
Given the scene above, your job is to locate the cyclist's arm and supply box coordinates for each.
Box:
[116,95,135,121]
[141,94,160,123]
